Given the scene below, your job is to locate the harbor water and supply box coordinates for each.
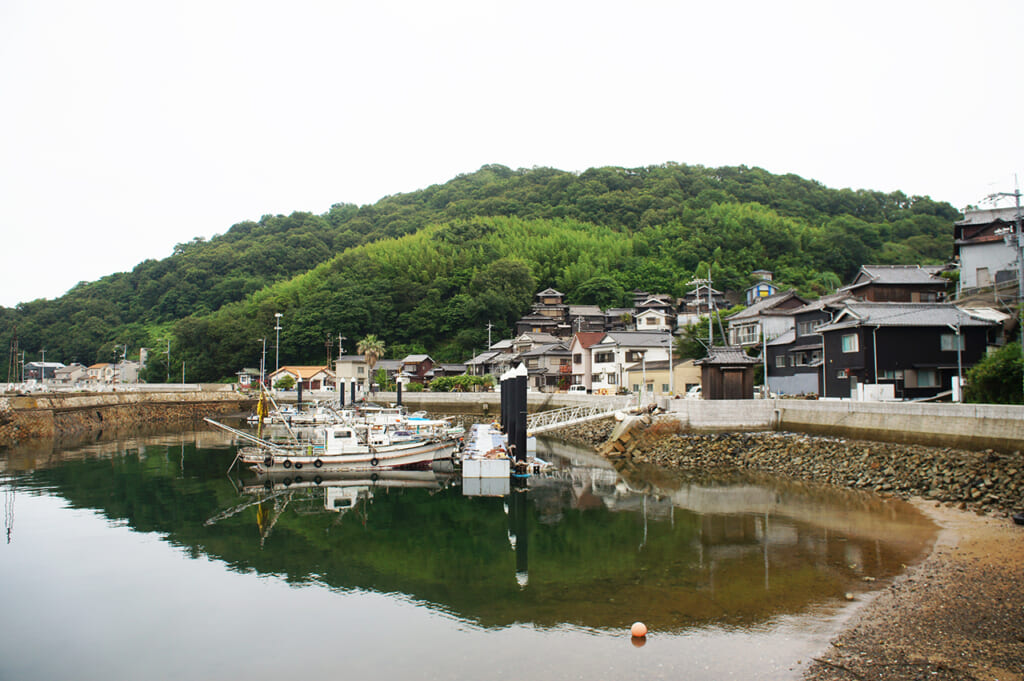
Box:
[0,425,938,680]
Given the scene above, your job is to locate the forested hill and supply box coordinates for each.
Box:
[1,163,959,381]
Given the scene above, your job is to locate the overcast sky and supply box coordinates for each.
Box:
[2,0,1022,308]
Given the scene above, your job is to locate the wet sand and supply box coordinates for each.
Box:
[805,501,1024,681]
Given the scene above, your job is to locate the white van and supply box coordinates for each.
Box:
[568,384,588,394]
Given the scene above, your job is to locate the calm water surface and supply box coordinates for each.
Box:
[0,427,937,680]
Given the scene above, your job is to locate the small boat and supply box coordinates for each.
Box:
[237,422,462,473]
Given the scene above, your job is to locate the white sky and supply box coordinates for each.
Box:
[2,0,1022,308]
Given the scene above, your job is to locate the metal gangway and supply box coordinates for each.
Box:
[526,398,634,436]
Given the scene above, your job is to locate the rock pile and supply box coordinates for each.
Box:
[553,417,1023,518]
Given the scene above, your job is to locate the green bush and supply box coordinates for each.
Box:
[964,342,1023,405]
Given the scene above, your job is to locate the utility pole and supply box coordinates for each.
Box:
[486,322,493,349]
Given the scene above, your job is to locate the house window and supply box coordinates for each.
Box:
[357,367,364,375]
[573,353,582,363]
[881,369,904,380]
[733,324,759,345]
[607,374,618,385]
[632,384,640,392]
[594,351,614,364]
[797,320,821,336]
[527,358,539,369]
[661,383,669,392]
[940,333,964,352]
[841,334,859,353]
[775,355,786,368]
[916,369,938,387]
[625,351,645,362]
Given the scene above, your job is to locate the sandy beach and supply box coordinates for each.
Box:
[804,501,1024,681]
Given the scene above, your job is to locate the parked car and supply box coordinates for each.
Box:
[568,384,588,394]
[684,385,702,400]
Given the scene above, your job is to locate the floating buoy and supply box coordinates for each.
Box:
[630,621,647,638]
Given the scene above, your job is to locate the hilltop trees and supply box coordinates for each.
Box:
[0,163,961,380]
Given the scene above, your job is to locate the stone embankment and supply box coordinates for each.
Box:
[555,417,1024,518]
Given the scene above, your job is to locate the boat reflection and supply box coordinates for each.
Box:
[214,436,936,633]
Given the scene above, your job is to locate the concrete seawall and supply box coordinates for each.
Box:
[660,398,1023,453]
[0,390,254,448]
[370,392,1022,453]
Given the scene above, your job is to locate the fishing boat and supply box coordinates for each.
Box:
[207,417,463,474]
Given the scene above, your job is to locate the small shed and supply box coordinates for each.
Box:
[695,346,759,399]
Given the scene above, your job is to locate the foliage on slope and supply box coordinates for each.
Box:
[0,163,959,378]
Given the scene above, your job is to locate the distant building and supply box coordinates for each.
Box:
[24,361,65,382]
[954,206,1022,291]
[839,265,947,303]
[745,270,782,305]
[268,365,335,391]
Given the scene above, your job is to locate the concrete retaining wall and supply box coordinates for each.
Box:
[0,391,253,448]
[661,398,1023,453]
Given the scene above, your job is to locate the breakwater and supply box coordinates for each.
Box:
[0,391,253,449]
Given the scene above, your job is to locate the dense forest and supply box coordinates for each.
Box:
[0,163,960,382]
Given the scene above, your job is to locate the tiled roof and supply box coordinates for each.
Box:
[727,290,807,320]
[695,346,759,365]
[818,302,997,332]
[841,265,945,290]
[598,331,672,347]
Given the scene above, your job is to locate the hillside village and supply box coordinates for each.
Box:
[13,205,1021,403]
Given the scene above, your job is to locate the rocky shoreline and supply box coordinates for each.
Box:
[555,417,1023,518]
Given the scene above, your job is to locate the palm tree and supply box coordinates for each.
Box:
[357,334,386,375]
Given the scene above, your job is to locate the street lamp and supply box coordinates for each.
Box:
[274,313,283,373]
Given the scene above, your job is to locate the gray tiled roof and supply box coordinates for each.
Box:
[726,290,807,320]
[818,302,997,332]
[598,331,672,347]
[695,346,759,365]
[955,206,1023,226]
[841,265,945,290]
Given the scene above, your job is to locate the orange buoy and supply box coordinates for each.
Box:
[630,621,647,638]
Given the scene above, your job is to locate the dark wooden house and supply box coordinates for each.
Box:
[816,302,997,400]
[839,265,947,303]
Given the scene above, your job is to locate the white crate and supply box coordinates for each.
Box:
[463,457,510,478]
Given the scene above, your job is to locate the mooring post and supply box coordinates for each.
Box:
[513,363,528,464]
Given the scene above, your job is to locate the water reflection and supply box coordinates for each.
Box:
[1,427,936,637]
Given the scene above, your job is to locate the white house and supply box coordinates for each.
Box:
[726,290,808,348]
[589,331,672,395]
[634,308,673,333]
[568,332,606,391]
[954,206,1022,291]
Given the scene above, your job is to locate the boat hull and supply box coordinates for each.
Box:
[241,438,459,473]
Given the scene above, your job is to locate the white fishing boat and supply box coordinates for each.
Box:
[232,422,462,473]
